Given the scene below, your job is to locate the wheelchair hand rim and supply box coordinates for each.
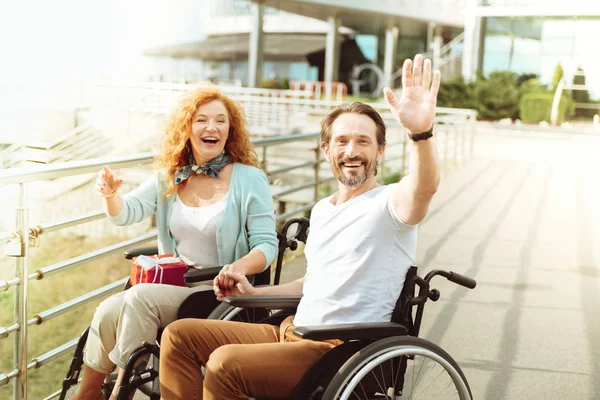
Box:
[332,345,471,400]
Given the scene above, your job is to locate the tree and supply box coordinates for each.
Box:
[552,63,564,91]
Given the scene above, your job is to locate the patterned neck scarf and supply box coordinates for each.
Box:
[174,152,232,185]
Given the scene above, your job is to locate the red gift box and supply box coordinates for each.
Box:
[130,254,188,287]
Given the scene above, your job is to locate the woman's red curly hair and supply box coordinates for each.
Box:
[157,87,258,197]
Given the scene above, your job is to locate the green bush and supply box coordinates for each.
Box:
[261,79,280,89]
[474,71,520,120]
[517,73,539,86]
[519,92,575,124]
[437,77,475,109]
[518,78,547,96]
[383,172,402,185]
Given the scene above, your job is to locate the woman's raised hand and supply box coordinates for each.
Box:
[96,166,123,198]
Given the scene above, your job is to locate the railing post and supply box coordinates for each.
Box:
[14,183,29,400]
[379,152,386,184]
[461,121,467,165]
[453,123,459,167]
[469,115,476,160]
[313,140,321,204]
[262,146,268,173]
[443,126,450,175]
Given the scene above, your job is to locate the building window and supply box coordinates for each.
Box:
[481,16,600,99]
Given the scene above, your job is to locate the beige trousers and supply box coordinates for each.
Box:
[83,283,212,373]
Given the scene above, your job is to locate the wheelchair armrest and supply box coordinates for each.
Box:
[124,246,159,260]
[293,322,408,342]
[184,267,223,283]
[223,295,302,309]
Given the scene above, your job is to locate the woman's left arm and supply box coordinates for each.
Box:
[231,170,278,275]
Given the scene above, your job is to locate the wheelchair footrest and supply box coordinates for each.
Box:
[293,322,408,341]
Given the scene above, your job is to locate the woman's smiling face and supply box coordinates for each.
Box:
[190,100,230,164]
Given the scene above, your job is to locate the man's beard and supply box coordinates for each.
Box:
[331,156,377,188]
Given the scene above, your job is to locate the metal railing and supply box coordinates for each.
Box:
[0,106,476,399]
[0,143,24,170]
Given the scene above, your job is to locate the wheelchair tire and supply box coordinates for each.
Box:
[322,336,472,400]
[207,302,270,323]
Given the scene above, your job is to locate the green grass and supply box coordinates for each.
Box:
[0,232,154,399]
[0,227,303,398]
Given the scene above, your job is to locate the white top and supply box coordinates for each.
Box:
[293,185,418,326]
[169,194,227,268]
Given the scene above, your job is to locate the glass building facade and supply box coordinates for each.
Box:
[480,15,600,99]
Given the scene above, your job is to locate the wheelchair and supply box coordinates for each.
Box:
[218,263,477,399]
[58,217,310,400]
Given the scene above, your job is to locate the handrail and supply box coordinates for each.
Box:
[0,105,476,399]
[0,278,20,293]
[97,81,312,97]
[31,211,106,236]
[0,133,325,187]
[252,132,319,146]
[30,337,80,370]
[441,31,465,55]
[28,232,158,281]
[27,278,129,327]
[0,153,154,186]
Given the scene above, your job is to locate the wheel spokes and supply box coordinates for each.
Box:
[337,353,465,400]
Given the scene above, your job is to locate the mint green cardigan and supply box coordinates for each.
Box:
[108,163,278,270]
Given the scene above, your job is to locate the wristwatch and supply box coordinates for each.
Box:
[408,126,433,142]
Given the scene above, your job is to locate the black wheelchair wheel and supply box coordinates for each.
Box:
[206,302,271,323]
[322,336,472,400]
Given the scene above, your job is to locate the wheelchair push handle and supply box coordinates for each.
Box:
[273,217,310,286]
[282,217,309,243]
[423,269,477,289]
[447,271,477,289]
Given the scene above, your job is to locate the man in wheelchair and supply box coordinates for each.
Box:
[159,54,444,400]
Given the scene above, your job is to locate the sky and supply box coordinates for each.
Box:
[1,1,597,101]
[0,0,204,85]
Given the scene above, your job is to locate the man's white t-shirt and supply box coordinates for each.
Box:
[293,184,418,326]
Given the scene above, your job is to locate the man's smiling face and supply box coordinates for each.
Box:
[323,112,383,188]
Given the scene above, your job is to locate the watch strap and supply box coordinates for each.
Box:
[409,126,433,142]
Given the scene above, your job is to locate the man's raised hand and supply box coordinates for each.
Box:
[383,54,441,135]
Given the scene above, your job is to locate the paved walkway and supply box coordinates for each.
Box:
[277,129,600,399]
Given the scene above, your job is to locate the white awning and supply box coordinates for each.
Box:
[144,33,335,62]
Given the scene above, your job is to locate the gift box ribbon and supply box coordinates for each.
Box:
[136,255,183,284]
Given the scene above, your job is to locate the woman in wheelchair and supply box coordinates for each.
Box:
[157,55,475,400]
[70,87,278,400]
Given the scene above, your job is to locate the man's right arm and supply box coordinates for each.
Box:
[254,277,304,296]
[214,271,303,301]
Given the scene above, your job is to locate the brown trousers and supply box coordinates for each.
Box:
[159,315,340,400]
